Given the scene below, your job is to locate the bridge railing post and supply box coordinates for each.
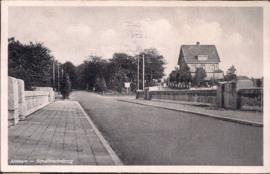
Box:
[8,77,19,126]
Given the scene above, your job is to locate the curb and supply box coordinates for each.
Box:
[84,90,136,97]
[75,101,123,165]
[151,99,213,107]
[117,99,263,127]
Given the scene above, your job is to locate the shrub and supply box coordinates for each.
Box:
[94,77,107,92]
[60,71,71,99]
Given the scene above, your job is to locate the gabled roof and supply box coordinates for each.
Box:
[180,44,220,64]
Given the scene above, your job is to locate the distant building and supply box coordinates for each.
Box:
[237,76,251,81]
[236,76,254,89]
[178,42,224,80]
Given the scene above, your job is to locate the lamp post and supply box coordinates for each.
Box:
[137,56,140,90]
[143,54,145,91]
[58,63,60,94]
[53,60,55,91]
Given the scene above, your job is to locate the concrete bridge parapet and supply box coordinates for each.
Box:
[8,77,19,126]
[8,76,55,127]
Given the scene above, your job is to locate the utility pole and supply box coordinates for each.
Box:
[143,54,145,91]
[53,61,55,91]
[58,64,60,94]
[137,56,140,90]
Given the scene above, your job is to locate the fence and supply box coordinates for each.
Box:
[8,76,55,127]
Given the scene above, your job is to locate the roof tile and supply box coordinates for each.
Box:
[181,45,220,64]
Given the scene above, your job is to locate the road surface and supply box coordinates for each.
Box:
[72,91,263,165]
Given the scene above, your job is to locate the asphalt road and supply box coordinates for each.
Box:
[72,91,263,165]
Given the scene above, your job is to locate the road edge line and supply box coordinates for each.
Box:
[75,101,123,165]
[117,99,263,127]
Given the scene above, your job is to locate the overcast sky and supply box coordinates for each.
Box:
[9,6,263,78]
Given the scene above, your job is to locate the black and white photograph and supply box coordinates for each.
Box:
[1,1,269,173]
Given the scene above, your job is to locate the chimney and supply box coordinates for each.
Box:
[196,42,200,46]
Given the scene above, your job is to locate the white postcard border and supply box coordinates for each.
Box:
[1,1,270,173]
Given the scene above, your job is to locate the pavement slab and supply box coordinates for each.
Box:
[8,100,122,165]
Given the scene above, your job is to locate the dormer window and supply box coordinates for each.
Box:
[197,55,208,61]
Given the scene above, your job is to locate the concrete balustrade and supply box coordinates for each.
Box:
[32,86,55,103]
[8,77,19,126]
[17,79,27,121]
[142,89,217,105]
[8,76,55,127]
[216,83,263,111]
[137,85,262,111]
[136,90,144,99]
[25,91,50,116]
[237,88,263,111]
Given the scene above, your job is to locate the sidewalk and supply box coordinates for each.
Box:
[8,100,122,165]
[117,98,263,127]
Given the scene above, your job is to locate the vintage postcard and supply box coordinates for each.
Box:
[1,1,270,173]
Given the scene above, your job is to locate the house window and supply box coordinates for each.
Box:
[215,64,219,70]
[206,64,214,72]
[198,55,208,61]
[189,65,196,72]
[201,64,206,70]
[211,65,214,71]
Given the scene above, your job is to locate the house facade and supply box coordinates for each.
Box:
[178,42,224,80]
